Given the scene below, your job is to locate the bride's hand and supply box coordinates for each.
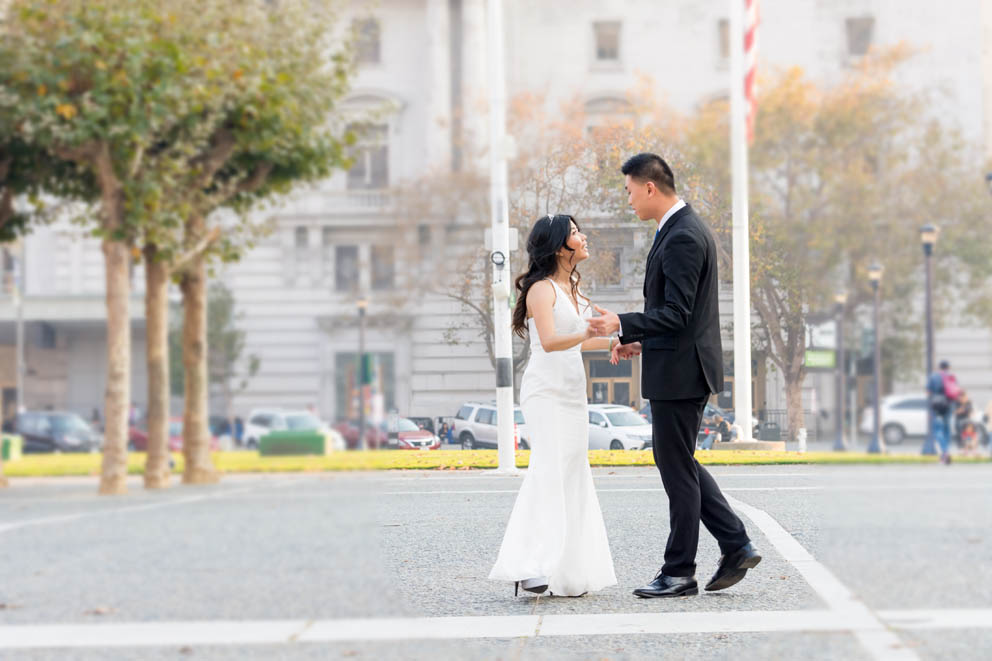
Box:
[610,341,641,365]
[584,321,599,339]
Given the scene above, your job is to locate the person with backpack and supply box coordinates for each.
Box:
[927,360,959,464]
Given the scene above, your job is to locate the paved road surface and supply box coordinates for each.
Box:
[1,464,990,659]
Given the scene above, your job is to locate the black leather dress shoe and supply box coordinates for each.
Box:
[705,542,762,592]
[632,572,698,598]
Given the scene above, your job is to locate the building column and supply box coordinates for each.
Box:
[425,0,452,171]
[983,0,992,161]
[461,0,488,170]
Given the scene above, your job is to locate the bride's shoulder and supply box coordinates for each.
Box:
[526,279,556,313]
[528,279,555,300]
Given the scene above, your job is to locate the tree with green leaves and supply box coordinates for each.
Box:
[0,0,247,493]
[0,0,353,491]
[156,1,352,483]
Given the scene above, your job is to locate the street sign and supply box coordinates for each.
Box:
[806,321,837,349]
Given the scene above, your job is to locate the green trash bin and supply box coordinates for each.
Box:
[258,430,329,456]
[2,434,24,462]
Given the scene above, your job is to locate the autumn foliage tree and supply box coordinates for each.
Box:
[685,48,992,440]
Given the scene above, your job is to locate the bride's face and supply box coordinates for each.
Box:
[559,221,589,265]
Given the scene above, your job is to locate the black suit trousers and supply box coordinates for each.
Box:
[650,397,750,577]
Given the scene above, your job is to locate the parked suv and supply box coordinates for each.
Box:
[589,405,653,450]
[861,393,989,446]
[452,402,526,449]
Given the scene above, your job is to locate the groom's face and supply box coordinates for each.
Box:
[624,175,655,221]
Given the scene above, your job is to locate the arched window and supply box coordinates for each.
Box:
[340,91,404,191]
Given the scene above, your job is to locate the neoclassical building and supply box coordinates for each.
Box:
[3,0,992,433]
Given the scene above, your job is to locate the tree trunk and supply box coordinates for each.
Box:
[224,379,234,451]
[98,238,131,495]
[784,373,806,443]
[179,215,219,484]
[143,247,171,488]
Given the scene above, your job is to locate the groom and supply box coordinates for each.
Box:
[588,153,760,598]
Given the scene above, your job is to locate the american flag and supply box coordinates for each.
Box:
[744,0,760,143]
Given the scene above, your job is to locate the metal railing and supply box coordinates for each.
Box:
[756,408,823,442]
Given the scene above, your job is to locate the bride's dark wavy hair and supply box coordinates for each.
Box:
[511,214,590,339]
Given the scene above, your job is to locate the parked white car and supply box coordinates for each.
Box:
[244,409,344,450]
[588,405,653,450]
[860,393,989,445]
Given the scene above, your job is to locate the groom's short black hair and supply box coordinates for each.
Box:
[621,153,676,194]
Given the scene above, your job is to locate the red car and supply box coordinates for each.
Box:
[333,417,440,450]
[129,417,220,452]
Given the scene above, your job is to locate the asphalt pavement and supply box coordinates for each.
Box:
[1,463,990,660]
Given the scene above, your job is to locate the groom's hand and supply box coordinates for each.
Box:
[610,341,641,365]
[588,305,621,336]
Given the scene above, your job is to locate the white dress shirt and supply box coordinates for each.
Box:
[657,198,685,233]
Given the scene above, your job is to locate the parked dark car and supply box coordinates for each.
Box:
[640,402,740,443]
[13,411,103,453]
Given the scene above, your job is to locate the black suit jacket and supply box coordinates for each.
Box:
[618,204,724,401]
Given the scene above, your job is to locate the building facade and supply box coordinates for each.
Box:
[2,0,990,433]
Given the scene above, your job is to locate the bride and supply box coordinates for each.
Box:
[488,214,618,597]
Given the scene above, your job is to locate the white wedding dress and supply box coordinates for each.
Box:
[488,279,617,596]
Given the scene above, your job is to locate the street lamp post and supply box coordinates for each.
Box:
[867,263,884,454]
[833,290,848,451]
[6,242,26,416]
[357,298,368,451]
[920,224,939,455]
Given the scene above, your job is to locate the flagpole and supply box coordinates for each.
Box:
[730,0,754,440]
[486,0,517,473]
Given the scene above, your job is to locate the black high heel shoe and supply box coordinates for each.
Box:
[514,577,549,596]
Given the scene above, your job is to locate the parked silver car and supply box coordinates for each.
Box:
[451,402,527,449]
